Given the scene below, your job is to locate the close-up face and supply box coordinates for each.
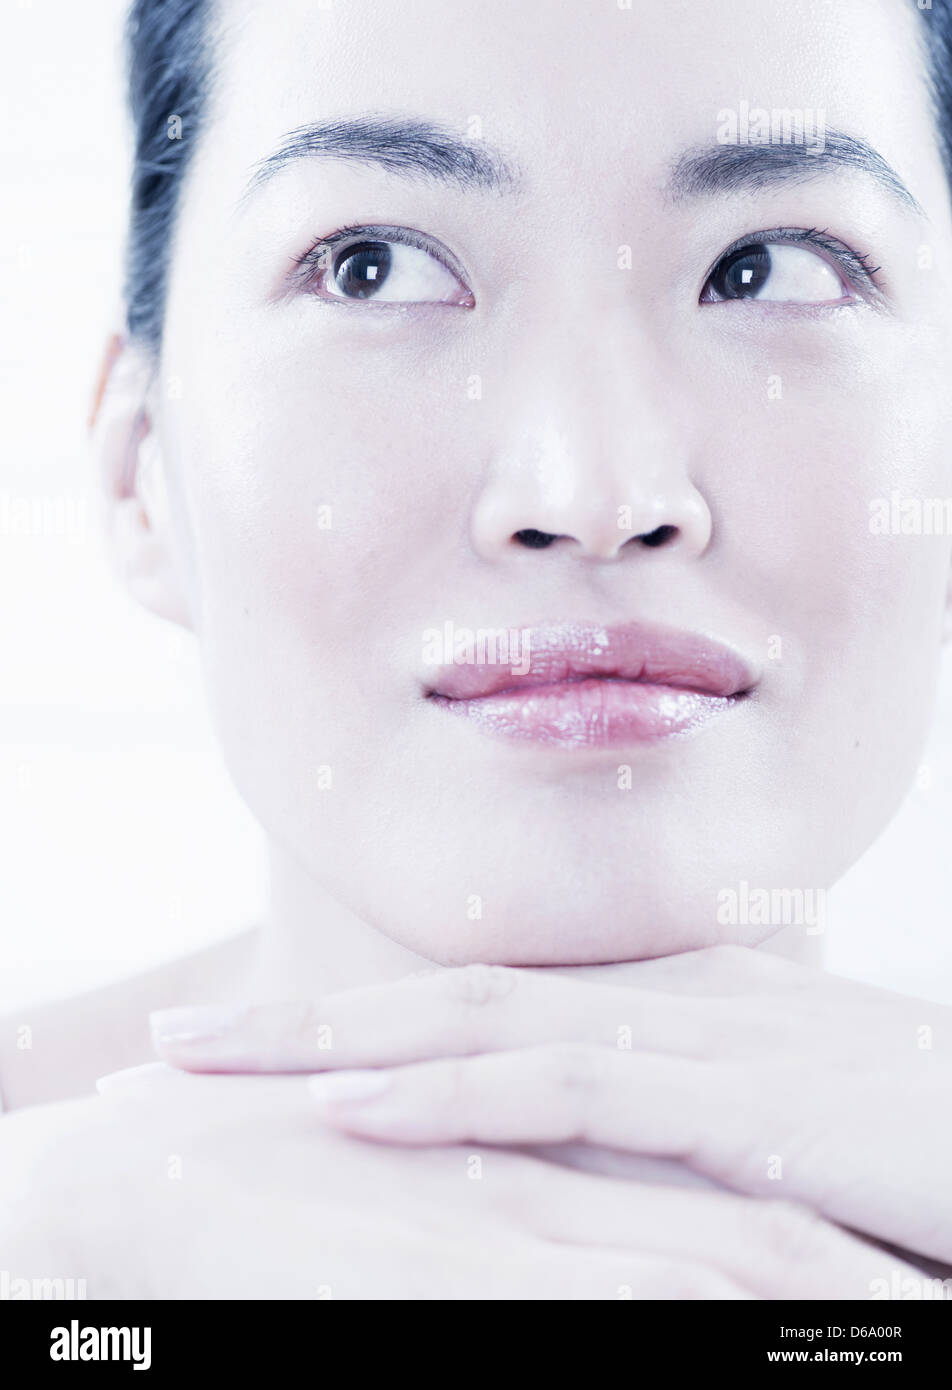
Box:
[141,0,952,965]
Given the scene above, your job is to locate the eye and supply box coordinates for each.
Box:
[702,241,852,305]
[307,233,474,307]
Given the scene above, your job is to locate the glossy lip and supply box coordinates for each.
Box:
[425,621,759,749]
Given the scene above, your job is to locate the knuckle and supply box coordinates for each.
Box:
[754,1198,827,1265]
[543,1042,599,1096]
[287,1000,321,1035]
[441,964,520,1056]
[444,963,519,1009]
[244,1000,322,1066]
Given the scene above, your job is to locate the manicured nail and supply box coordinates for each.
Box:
[307,1070,393,1107]
[149,1005,245,1047]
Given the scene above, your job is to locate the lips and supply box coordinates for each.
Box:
[425,621,757,748]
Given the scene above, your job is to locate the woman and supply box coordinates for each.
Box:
[2,0,952,1298]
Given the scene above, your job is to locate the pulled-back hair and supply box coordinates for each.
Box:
[124,0,212,350]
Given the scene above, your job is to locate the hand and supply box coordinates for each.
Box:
[151,946,952,1269]
[0,1063,921,1299]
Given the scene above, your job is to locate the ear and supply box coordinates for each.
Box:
[90,333,192,628]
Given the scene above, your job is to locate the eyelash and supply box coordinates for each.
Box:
[289,223,468,298]
[701,226,883,302]
[287,222,884,307]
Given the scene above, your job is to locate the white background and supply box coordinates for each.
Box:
[0,0,949,1010]
[0,0,268,1009]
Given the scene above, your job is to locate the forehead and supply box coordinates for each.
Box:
[204,0,939,199]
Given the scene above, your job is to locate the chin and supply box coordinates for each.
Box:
[369,877,736,968]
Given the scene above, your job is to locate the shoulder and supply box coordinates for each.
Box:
[0,1069,357,1299]
[0,1093,159,1295]
[0,927,258,1112]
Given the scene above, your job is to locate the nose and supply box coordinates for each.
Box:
[470,339,712,563]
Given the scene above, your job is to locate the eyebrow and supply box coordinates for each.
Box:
[243,114,518,200]
[243,114,923,222]
[667,130,923,215]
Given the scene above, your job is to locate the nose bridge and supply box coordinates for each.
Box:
[554,312,676,487]
[470,303,711,561]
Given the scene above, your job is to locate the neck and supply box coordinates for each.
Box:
[249,840,433,1000]
[245,840,823,1001]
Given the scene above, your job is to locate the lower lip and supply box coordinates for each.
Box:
[429,677,739,748]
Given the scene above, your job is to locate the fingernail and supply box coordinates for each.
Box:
[150,1005,245,1047]
[307,1070,393,1107]
[96,1061,177,1094]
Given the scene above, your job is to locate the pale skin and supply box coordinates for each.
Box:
[3,0,952,1296]
[152,951,952,1266]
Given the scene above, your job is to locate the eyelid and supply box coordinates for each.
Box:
[289,223,473,299]
[701,227,885,303]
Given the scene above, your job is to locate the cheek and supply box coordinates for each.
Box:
[700,313,952,655]
[697,317,952,831]
[167,325,471,639]
[156,327,482,838]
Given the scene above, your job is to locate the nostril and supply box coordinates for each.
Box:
[514,528,559,549]
[639,524,679,548]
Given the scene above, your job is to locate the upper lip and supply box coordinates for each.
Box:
[426,620,760,702]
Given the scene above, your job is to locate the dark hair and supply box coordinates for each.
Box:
[124,0,213,350]
[123,0,952,353]
[919,1,952,190]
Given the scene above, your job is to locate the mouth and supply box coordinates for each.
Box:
[424,620,758,749]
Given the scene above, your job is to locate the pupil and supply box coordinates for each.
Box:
[335,241,392,298]
[716,244,770,299]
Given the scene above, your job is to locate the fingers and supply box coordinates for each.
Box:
[571,943,809,996]
[305,1045,727,1155]
[149,947,811,1075]
[150,965,733,1074]
[91,1055,916,1299]
[514,1162,916,1300]
[150,999,322,1071]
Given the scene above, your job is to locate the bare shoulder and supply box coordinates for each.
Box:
[0,1092,157,1295]
[0,928,258,1112]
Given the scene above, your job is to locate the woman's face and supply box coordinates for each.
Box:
[150,0,952,963]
